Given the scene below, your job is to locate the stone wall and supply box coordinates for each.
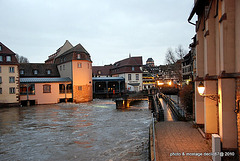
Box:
[73,85,92,103]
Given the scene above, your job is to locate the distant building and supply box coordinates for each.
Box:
[146,58,154,67]
[111,56,143,92]
[182,35,196,85]
[0,42,19,106]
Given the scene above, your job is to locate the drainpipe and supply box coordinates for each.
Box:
[65,83,67,103]
[27,84,30,106]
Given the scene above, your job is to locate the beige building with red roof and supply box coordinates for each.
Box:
[0,42,19,106]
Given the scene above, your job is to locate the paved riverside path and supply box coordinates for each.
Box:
[155,121,212,161]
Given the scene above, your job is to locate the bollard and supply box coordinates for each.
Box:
[212,134,221,161]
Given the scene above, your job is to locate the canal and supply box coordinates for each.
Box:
[0,99,151,161]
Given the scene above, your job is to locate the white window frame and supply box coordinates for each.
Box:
[136,74,139,80]
[128,74,131,80]
[78,63,82,68]
[9,87,15,94]
[9,77,15,83]
[33,70,38,75]
[6,56,11,62]
[9,67,14,73]
[77,54,81,59]
[20,69,24,75]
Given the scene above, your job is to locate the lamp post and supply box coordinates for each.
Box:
[197,81,219,102]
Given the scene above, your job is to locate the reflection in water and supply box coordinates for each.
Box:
[0,99,151,161]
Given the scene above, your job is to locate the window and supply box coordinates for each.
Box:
[79,86,83,90]
[33,69,38,75]
[66,84,72,93]
[60,66,62,71]
[136,74,139,80]
[63,65,65,70]
[128,74,131,80]
[0,45,2,51]
[20,84,35,95]
[0,88,2,94]
[77,54,81,59]
[9,87,15,94]
[132,67,135,71]
[9,77,15,83]
[0,66,1,73]
[78,63,82,68]
[43,85,51,93]
[0,76,2,83]
[9,67,14,73]
[0,56,2,62]
[6,56,11,62]
[20,69,24,75]
[47,69,51,75]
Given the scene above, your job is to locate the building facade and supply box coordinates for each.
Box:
[0,42,19,106]
[19,41,93,105]
[110,56,143,92]
[188,0,240,158]
[54,43,93,103]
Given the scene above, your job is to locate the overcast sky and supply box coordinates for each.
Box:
[0,0,196,66]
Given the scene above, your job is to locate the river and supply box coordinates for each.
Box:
[0,99,151,161]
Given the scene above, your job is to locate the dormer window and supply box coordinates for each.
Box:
[20,69,24,75]
[6,56,11,62]
[0,46,2,51]
[33,69,38,75]
[47,69,51,75]
[77,54,81,59]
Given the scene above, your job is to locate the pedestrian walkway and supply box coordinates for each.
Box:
[159,98,177,122]
[155,121,212,161]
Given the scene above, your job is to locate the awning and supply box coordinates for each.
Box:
[128,83,140,86]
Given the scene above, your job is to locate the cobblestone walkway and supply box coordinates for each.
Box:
[155,121,212,161]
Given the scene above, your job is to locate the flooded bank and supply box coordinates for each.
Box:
[0,99,151,161]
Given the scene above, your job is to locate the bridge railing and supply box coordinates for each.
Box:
[159,93,186,121]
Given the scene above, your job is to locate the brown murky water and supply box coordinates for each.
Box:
[0,99,151,161]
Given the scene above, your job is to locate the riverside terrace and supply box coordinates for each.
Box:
[92,77,125,98]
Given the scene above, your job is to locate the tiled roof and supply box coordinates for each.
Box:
[20,77,72,83]
[92,65,113,76]
[0,42,15,55]
[113,56,142,67]
[59,44,89,57]
[0,42,18,64]
[111,56,143,74]
[54,43,92,64]
[19,63,60,77]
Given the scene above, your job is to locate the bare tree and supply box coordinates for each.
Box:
[16,54,29,63]
[165,48,176,64]
[164,45,187,83]
[175,45,187,60]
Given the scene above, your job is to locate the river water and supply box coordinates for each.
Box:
[0,99,151,161]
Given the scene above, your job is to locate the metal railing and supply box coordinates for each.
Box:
[152,113,157,161]
[159,93,185,121]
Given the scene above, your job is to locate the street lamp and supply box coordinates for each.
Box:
[197,81,219,102]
